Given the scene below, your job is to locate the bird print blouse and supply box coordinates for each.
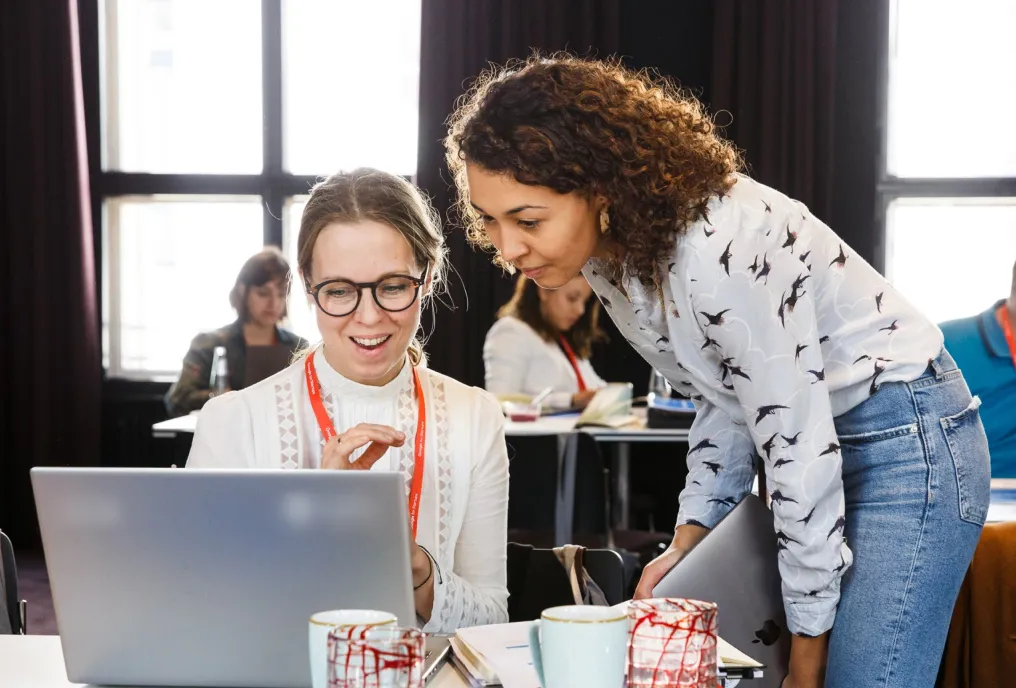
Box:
[582,174,944,637]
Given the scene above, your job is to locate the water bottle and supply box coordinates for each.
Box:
[210,346,230,396]
[647,368,672,406]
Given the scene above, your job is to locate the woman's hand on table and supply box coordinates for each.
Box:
[571,389,598,409]
[320,423,406,470]
[633,523,710,599]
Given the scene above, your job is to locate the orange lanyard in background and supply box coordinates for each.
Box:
[996,304,1016,371]
[304,355,427,538]
[558,336,587,391]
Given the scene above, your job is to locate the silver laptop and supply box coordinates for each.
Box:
[31,467,419,688]
[652,494,789,686]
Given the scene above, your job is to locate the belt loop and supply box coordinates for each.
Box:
[928,349,950,379]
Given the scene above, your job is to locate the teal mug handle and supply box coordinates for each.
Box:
[528,620,546,687]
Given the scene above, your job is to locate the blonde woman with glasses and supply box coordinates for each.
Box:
[186,168,510,634]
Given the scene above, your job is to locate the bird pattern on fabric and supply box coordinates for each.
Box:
[582,175,943,637]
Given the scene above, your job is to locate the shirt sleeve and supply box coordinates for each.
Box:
[690,242,853,637]
[185,392,256,468]
[676,399,757,529]
[482,320,530,399]
[424,391,510,632]
[165,334,216,417]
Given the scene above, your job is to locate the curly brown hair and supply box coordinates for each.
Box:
[497,275,606,359]
[445,53,741,285]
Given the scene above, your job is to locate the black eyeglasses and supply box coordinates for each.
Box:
[307,264,429,318]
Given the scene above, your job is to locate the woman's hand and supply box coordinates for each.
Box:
[781,633,828,688]
[571,389,598,409]
[410,542,432,588]
[633,523,710,599]
[410,535,435,622]
[320,423,406,471]
[782,675,823,688]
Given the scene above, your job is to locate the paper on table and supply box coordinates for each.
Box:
[716,637,763,669]
[455,622,540,688]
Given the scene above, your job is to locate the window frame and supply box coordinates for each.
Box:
[876,0,1016,277]
[84,0,323,379]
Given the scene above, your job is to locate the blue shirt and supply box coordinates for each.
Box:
[940,300,1016,478]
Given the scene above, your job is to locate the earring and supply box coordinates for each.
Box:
[599,207,610,234]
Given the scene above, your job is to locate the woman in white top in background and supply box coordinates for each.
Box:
[484,274,607,410]
[186,168,510,633]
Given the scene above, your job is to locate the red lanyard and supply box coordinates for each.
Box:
[996,304,1016,371]
[304,354,427,538]
[558,336,587,392]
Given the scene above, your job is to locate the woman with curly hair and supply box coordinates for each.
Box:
[484,274,606,410]
[445,55,989,688]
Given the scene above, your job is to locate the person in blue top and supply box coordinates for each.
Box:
[940,259,1016,478]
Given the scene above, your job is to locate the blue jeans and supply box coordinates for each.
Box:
[825,350,990,687]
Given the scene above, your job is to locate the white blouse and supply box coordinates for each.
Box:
[483,316,606,409]
[186,348,511,633]
[583,174,944,637]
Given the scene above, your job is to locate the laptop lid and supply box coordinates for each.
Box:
[32,467,416,688]
[652,494,789,687]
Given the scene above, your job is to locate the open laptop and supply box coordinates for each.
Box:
[243,345,295,388]
[31,467,429,688]
[652,494,789,687]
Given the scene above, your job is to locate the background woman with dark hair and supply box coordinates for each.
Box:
[484,274,607,410]
[165,247,308,417]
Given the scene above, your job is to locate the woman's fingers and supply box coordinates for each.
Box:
[320,424,406,470]
[353,441,392,470]
[320,436,347,470]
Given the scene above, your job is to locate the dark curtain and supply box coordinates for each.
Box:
[0,0,100,549]
[416,0,622,386]
[711,0,839,221]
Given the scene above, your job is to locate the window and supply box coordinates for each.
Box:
[283,195,317,342]
[99,0,422,378]
[882,0,1016,325]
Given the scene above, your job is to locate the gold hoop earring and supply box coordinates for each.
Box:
[599,207,610,234]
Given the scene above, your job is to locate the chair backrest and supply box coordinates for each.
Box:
[506,543,627,622]
[0,530,21,634]
[582,549,626,605]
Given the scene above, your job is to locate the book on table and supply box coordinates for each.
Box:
[573,383,642,430]
[449,619,764,687]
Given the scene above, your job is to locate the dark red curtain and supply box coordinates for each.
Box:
[416,0,622,387]
[0,0,100,548]
[712,0,840,220]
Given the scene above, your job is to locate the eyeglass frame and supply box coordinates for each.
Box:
[305,262,430,318]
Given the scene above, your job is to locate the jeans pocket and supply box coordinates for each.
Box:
[940,396,991,526]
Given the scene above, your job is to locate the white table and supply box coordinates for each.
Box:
[152,410,691,544]
[0,635,468,688]
[152,414,198,438]
[988,478,1016,522]
[504,412,689,543]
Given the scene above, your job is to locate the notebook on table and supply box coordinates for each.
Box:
[573,383,642,430]
[448,620,762,687]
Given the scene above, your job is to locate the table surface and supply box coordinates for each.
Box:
[152,408,690,441]
[153,409,690,442]
[0,635,468,688]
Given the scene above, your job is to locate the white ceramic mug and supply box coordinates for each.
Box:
[308,609,396,688]
[528,605,628,688]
